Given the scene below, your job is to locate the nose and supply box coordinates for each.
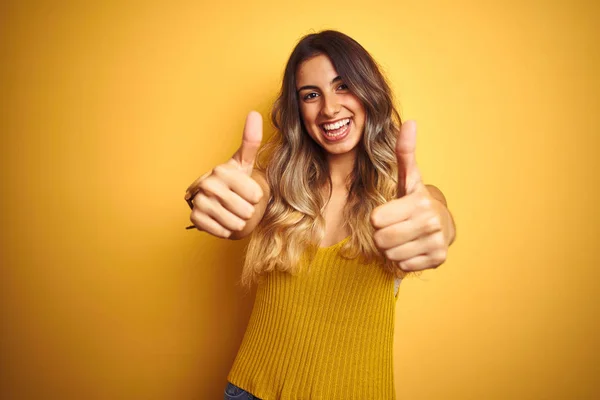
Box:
[321,93,341,118]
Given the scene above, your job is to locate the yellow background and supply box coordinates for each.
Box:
[1,0,598,398]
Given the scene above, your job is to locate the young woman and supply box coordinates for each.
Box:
[185,30,456,400]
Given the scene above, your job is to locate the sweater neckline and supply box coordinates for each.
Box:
[318,236,350,251]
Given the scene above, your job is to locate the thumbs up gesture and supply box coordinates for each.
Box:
[185,111,266,238]
[370,121,454,272]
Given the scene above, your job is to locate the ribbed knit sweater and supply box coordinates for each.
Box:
[227,238,398,399]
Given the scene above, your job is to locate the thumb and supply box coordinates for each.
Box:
[396,120,423,197]
[232,111,263,174]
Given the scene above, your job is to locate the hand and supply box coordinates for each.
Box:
[370,121,451,272]
[184,111,264,238]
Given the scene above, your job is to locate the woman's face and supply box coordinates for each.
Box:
[296,54,366,157]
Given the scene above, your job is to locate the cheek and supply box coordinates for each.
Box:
[344,95,366,121]
[298,105,308,122]
[356,107,367,129]
[301,105,317,122]
[300,107,321,133]
[353,100,366,119]
[298,107,319,139]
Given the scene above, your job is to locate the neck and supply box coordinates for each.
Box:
[327,149,357,189]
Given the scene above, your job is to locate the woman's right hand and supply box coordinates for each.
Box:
[185,111,267,239]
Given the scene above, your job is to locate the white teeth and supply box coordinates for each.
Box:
[322,118,350,138]
[323,118,350,131]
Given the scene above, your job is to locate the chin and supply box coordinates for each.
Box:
[322,131,362,156]
[310,127,362,157]
[323,142,359,155]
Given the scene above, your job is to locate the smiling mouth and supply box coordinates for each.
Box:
[320,118,351,140]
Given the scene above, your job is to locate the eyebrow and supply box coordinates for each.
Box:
[297,76,342,93]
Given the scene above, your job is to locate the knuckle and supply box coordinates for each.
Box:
[188,185,205,202]
[398,261,412,272]
[418,196,432,209]
[212,164,228,178]
[193,194,209,211]
[247,179,264,203]
[432,232,446,249]
[198,177,214,193]
[189,210,203,227]
[427,215,442,231]
[201,201,217,216]
[232,220,247,232]
[370,209,380,227]
[186,170,212,200]
[189,194,201,210]
[432,249,448,264]
[384,248,396,261]
[373,230,385,249]
[255,185,264,202]
[251,191,262,205]
[189,211,198,225]
[241,204,255,220]
[217,228,232,239]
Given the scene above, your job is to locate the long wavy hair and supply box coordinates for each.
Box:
[241,30,402,286]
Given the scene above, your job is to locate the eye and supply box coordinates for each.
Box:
[337,83,349,91]
[302,92,319,101]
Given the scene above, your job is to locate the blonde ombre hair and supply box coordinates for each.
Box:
[241,31,402,286]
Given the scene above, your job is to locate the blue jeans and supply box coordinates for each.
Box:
[224,382,262,400]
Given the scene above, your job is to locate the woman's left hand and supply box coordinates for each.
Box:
[370,121,455,272]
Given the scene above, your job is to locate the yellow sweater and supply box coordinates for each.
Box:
[227,238,398,399]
